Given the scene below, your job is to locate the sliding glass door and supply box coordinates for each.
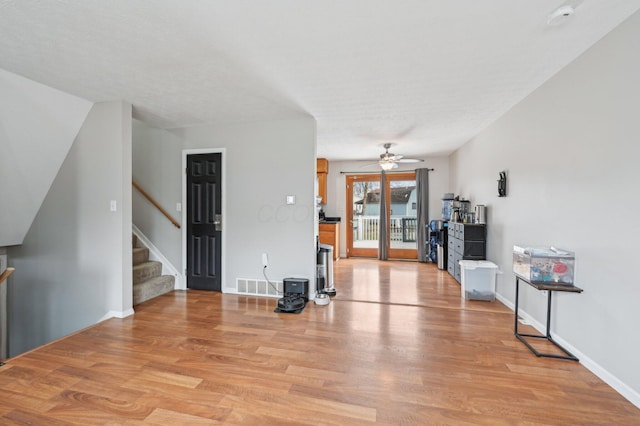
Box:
[346,172,417,260]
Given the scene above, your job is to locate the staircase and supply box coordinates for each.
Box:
[132,234,175,305]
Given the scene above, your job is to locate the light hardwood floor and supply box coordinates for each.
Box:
[0,259,638,424]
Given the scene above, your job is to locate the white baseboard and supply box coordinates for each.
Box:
[495,292,640,409]
[98,308,135,323]
[133,224,185,290]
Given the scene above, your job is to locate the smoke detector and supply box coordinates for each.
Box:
[547,5,575,26]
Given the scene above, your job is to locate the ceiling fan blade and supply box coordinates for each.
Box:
[396,158,424,163]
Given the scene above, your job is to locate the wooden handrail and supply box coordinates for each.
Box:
[132,181,181,229]
[0,267,14,286]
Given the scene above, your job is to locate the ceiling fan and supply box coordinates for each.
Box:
[377,143,424,170]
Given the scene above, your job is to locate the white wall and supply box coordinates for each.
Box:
[324,157,450,258]
[132,119,183,269]
[0,69,92,246]
[172,117,317,295]
[8,101,133,356]
[450,11,640,405]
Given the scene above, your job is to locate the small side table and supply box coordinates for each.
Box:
[514,276,583,361]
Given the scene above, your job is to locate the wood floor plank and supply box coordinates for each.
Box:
[1,408,76,425]
[54,389,152,420]
[137,408,222,425]
[67,378,146,405]
[218,393,377,425]
[134,368,204,389]
[42,403,134,425]
[0,259,638,424]
[0,388,59,414]
[133,393,231,423]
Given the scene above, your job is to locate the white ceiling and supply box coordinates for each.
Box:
[1,0,639,161]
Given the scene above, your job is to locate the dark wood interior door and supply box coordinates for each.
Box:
[186,153,222,291]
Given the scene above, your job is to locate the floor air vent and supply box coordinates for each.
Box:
[236,278,283,298]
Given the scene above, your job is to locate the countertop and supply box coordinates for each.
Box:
[319,217,341,224]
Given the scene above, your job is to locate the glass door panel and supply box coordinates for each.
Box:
[387,173,418,260]
[346,175,380,258]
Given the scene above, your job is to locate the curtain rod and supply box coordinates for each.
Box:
[340,168,434,175]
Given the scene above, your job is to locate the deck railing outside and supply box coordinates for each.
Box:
[353,216,417,242]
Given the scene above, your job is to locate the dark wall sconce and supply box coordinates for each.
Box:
[498,171,507,197]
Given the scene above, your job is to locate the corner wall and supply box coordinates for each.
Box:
[173,117,317,294]
[449,11,640,404]
[8,101,133,356]
[0,68,92,246]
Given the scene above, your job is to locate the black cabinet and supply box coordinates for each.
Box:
[447,223,486,283]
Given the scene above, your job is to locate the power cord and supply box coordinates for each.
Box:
[263,265,283,295]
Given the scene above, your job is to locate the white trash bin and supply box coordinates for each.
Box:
[459,260,498,301]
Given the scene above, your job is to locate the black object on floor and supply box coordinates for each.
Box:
[275,294,306,314]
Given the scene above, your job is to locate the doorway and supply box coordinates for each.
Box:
[184,151,223,291]
[346,172,417,260]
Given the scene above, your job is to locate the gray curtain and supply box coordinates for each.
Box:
[415,168,430,262]
[378,171,389,260]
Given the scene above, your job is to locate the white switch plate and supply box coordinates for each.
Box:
[110,200,117,212]
[286,195,296,205]
[176,202,182,212]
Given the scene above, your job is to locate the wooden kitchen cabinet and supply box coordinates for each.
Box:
[319,222,340,261]
[317,158,328,173]
[317,173,327,204]
[317,158,328,204]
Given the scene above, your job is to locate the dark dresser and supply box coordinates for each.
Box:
[447,223,486,282]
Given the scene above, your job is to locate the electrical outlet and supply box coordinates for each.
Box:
[262,253,269,269]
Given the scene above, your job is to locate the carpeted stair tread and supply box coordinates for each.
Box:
[132,247,149,266]
[132,233,175,305]
[133,275,175,305]
[133,260,162,284]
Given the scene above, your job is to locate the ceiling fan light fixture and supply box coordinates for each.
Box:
[379,160,397,171]
[370,142,422,170]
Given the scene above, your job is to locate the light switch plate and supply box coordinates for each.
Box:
[110,200,117,212]
[286,195,296,205]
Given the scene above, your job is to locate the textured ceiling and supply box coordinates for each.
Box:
[1,0,639,161]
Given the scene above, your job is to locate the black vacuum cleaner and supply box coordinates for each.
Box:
[275,278,309,313]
